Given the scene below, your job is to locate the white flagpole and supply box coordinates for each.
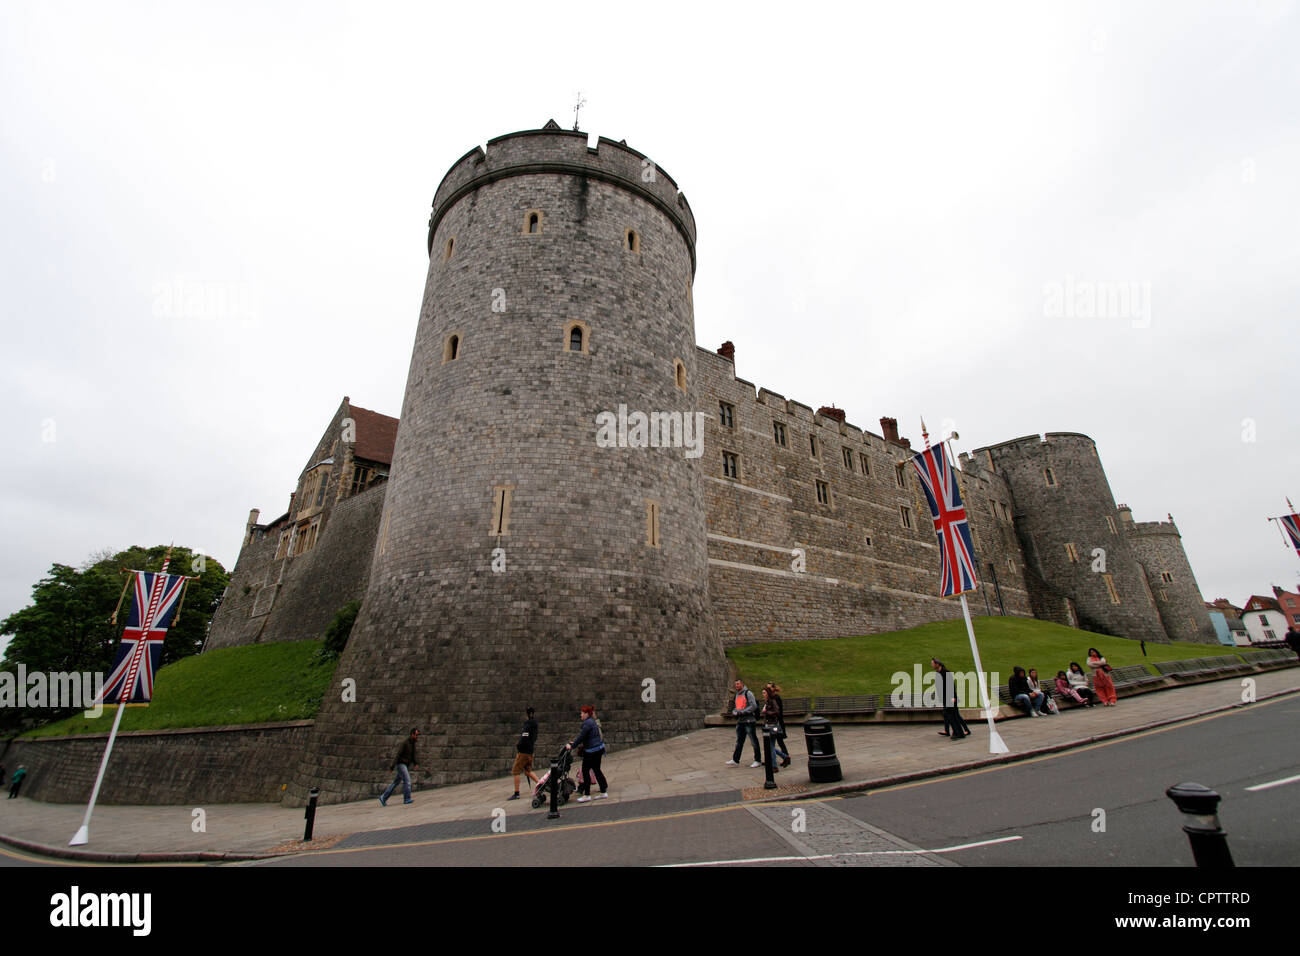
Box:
[70,550,173,846]
[960,592,1009,754]
[69,701,126,846]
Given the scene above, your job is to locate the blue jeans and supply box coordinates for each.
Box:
[381,763,412,802]
[733,721,760,762]
[1014,693,1047,715]
[770,730,789,760]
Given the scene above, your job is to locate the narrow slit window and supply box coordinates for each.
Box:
[444,334,460,362]
[773,422,787,447]
[491,486,513,537]
[722,452,738,479]
[816,481,830,505]
[645,499,661,548]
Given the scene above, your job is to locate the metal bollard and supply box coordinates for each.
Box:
[547,758,560,819]
[1165,782,1234,867]
[303,786,319,842]
[762,725,778,790]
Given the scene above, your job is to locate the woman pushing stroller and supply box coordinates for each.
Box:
[565,705,609,802]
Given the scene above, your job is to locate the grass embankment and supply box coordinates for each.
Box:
[727,617,1262,697]
[20,640,336,738]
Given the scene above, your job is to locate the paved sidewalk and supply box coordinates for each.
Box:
[2,668,1295,861]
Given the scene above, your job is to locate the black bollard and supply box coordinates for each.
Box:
[303,786,319,842]
[1165,782,1234,867]
[547,758,560,819]
[762,725,778,790]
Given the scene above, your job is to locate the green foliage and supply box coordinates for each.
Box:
[21,639,337,738]
[0,545,229,733]
[321,599,362,659]
[727,617,1261,697]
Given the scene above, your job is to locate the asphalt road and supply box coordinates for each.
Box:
[243,692,1299,868]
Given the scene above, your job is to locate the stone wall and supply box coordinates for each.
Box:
[697,348,1033,645]
[977,434,1169,642]
[0,721,312,805]
[1129,516,1217,644]
[206,482,386,649]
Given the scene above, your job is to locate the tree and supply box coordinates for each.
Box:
[0,546,230,729]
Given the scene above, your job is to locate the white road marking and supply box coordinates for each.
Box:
[1245,773,1300,792]
[658,834,1022,867]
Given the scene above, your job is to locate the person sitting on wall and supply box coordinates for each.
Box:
[1056,669,1094,707]
[1067,662,1097,705]
[1008,666,1048,717]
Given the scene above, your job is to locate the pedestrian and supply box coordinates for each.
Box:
[1285,625,1300,660]
[7,766,26,799]
[760,684,787,770]
[932,658,968,739]
[565,705,607,802]
[509,707,541,800]
[1087,647,1118,706]
[379,728,420,806]
[725,679,762,768]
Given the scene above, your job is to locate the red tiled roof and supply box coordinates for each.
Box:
[349,404,399,465]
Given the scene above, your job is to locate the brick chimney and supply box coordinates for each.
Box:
[244,508,261,546]
[880,417,900,443]
[817,405,845,423]
[717,341,735,361]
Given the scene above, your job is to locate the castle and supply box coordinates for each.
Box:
[205,123,1215,804]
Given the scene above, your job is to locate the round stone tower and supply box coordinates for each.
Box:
[977,433,1168,642]
[290,124,727,803]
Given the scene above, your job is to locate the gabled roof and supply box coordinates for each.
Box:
[350,404,399,465]
[1244,595,1281,612]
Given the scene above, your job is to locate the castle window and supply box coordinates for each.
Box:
[859,452,870,475]
[1106,515,1118,534]
[900,504,912,529]
[275,528,292,560]
[1159,588,1169,602]
[773,421,787,447]
[895,464,906,489]
[444,237,455,260]
[810,434,819,458]
[1103,573,1122,605]
[350,466,372,496]
[625,228,641,253]
[674,359,687,392]
[1065,542,1078,562]
[864,535,873,548]
[444,333,461,363]
[491,485,514,536]
[720,402,734,428]
[1008,557,1015,572]
[816,480,830,506]
[1044,467,1056,487]
[722,451,739,479]
[842,447,854,471]
[1160,571,1174,584]
[645,499,661,548]
[524,210,543,234]
[314,471,330,508]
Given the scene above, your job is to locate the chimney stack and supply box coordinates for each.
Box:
[880,417,900,443]
[817,405,845,423]
[717,341,735,361]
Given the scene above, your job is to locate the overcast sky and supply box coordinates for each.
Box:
[3,0,1298,635]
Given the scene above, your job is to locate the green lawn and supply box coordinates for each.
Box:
[727,617,1261,697]
[20,640,337,738]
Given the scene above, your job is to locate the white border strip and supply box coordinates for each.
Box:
[1245,773,1300,792]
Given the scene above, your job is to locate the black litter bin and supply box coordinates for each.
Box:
[803,715,842,783]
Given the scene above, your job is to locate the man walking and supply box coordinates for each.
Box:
[380,728,420,806]
[7,766,27,799]
[1286,624,1300,660]
[725,679,762,768]
[509,707,541,800]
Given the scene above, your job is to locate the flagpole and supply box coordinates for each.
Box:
[960,592,1009,754]
[918,418,1008,755]
[68,701,125,846]
[70,548,173,846]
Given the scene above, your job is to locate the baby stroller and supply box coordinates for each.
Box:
[530,746,578,808]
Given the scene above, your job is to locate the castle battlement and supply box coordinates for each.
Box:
[428,124,697,264]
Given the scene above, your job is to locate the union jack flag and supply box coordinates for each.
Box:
[100,569,188,704]
[911,442,980,597]
[1279,512,1300,559]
